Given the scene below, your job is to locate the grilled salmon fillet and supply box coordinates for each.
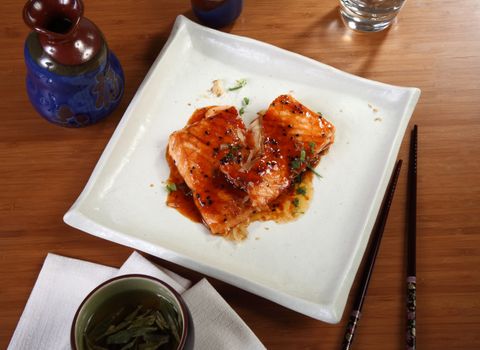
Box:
[220,95,335,207]
[167,95,335,238]
[168,106,253,236]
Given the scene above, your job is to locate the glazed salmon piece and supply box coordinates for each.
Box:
[168,106,252,236]
[220,95,335,208]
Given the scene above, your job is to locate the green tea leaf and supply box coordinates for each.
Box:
[89,307,125,341]
[119,338,137,350]
[84,333,108,350]
[141,334,170,349]
[107,327,157,344]
[128,314,155,329]
[164,310,181,343]
[155,311,169,330]
[125,305,143,322]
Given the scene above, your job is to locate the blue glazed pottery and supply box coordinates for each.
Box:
[23,0,124,127]
[191,0,243,28]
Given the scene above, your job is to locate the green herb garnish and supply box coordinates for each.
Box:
[293,174,303,184]
[307,165,323,178]
[300,149,306,162]
[309,141,316,154]
[228,79,247,91]
[290,159,302,170]
[165,183,177,193]
[296,186,307,196]
[290,148,306,170]
[292,198,300,208]
[220,144,241,164]
[239,97,250,115]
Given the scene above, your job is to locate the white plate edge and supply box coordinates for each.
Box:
[64,209,339,323]
[179,15,421,94]
[330,87,421,315]
[63,15,423,323]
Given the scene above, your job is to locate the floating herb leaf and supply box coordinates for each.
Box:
[228,79,247,91]
[239,107,245,115]
[85,301,181,350]
[119,338,136,350]
[106,326,157,345]
[89,307,125,342]
[165,183,177,193]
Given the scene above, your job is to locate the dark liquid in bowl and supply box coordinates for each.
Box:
[84,290,182,349]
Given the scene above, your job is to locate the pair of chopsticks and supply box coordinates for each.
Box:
[341,125,417,350]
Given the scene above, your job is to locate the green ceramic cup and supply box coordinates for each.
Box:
[71,274,194,350]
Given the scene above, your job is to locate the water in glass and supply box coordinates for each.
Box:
[339,0,406,32]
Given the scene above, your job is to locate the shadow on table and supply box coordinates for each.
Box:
[301,6,391,78]
[181,9,237,33]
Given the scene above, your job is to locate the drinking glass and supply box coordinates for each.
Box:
[339,0,406,32]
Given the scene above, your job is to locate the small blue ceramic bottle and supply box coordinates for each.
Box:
[23,0,124,127]
[191,0,243,28]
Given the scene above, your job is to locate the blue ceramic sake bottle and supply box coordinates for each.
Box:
[23,0,124,127]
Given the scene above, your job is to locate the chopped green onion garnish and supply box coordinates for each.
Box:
[290,159,301,170]
[165,183,177,193]
[242,97,250,105]
[292,198,300,207]
[300,149,306,162]
[296,186,307,195]
[307,165,323,178]
[228,79,247,91]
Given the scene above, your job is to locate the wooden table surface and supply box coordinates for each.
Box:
[1,0,479,348]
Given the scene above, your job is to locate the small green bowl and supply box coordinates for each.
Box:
[71,274,194,350]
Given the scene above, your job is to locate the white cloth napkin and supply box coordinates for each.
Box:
[8,251,265,350]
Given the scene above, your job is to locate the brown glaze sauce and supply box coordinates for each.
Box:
[166,152,315,227]
[253,171,314,223]
[166,99,327,236]
[165,151,202,223]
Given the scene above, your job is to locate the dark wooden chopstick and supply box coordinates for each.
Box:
[341,159,403,350]
[406,125,418,350]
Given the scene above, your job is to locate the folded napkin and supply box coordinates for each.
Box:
[8,251,265,350]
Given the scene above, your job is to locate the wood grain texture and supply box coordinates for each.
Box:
[1,0,479,348]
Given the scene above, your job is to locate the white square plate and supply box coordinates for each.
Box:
[64,15,420,323]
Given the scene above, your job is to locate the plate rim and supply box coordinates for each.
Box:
[64,15,421,324]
